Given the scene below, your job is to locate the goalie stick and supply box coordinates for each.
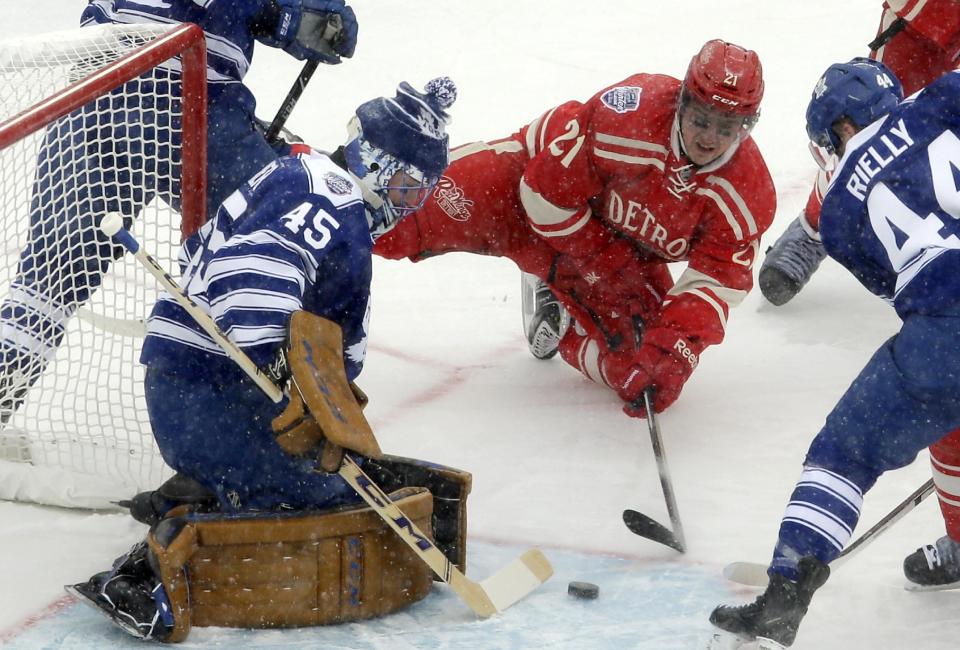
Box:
[622,388,687,553]
[723,478,935,587]
[99,214,553,618]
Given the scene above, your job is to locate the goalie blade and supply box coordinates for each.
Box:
[721,561,770,587]
[622,509,685,553]
[478,548,554,614]
[65,584,150,640]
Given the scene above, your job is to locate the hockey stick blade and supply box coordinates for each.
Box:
[723,478,935,587]
[340,456,552,617]
[722,561,769,587]
[478,548,554,612]
[622,508,685,552]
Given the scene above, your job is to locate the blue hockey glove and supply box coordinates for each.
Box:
[275,0,358,64]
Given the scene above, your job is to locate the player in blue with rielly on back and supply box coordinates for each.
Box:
[709,59,960,648]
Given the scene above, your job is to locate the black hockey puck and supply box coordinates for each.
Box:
[567,581,599,599]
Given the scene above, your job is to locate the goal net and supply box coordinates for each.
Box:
[0,23,206,508]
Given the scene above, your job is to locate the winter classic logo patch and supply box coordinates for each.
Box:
[600,86,642,113]
[323,172,352,196]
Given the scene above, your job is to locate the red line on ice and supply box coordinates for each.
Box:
[0,595,75,643]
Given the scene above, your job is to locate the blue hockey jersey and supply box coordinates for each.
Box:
[141,149,373,383]
[819,70,960,319]
[81,0,280,88]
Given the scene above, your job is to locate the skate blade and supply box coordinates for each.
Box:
[705,628,788,650]
[65,584,149,639]
[706,628,754,649]
[904,578,960,592]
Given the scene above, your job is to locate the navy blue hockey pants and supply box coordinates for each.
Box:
[144,366,361,513]
[770,312,960,577]
[807,312,960,489]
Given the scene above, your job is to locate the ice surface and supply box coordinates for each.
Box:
[2,2,959,648]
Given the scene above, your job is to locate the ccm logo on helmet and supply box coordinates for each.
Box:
[711,95,740,106]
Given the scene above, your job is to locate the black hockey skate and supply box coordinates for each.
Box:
[708,556,829,649]
[903,535,960,591]
[65,541,173,640]
[758,215,827,306]
[521,272,570,360]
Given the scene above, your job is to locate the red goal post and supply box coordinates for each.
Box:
[0,23,207,508]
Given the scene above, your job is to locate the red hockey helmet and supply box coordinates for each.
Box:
[682,39,764,119]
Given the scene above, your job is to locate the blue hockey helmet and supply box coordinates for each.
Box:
[805,57,903,155]
[345,77,456,240]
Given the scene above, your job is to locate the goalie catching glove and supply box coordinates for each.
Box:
[269,311,380,471]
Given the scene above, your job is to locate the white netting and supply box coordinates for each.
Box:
[0,24,202,508]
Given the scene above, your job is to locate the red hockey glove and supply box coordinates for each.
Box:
[601,328,700,416]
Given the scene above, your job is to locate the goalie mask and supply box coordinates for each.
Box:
[345,77,457,240]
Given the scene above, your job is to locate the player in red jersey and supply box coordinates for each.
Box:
[759,0,960,307]
[375,39,776,416]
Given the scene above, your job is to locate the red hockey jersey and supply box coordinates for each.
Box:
[517,73,776,353]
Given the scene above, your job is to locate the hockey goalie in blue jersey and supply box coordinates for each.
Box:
[143,75,455,512]
[709,60,960,649]
[0,0,358,424]
[65,77,459,641]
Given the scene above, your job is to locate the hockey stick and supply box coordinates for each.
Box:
[264,13,344,144]
[622,388,687,552]
[868,16,907,51]
[264,59,319,144]
[723,478,936,587]
[99,214,553,618]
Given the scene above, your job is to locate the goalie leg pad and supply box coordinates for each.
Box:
[148,487,435,642]
[363,454,472,573]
